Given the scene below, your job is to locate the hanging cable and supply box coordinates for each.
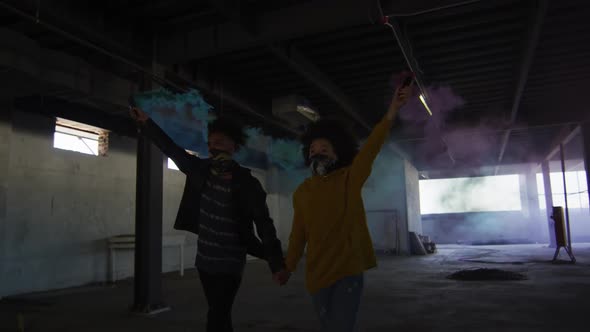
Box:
[376,0,463,163]
[385,0,482,18]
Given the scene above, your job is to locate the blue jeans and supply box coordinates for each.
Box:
[311,273,364,332]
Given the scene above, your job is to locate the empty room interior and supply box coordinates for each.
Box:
[1,0,589,331]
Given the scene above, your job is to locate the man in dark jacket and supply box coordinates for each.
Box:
[130,107,286,332]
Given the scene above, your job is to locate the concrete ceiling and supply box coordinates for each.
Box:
[0,0,588,173]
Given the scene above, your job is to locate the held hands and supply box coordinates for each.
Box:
[273,268,291,286]
[129,107,149,124]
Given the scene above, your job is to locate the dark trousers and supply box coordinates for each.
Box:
[311,273,364,332]
[198,269,242,332]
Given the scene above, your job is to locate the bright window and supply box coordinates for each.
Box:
[536,171,589,210]
[167,151,198,171]
[167,158,180,170]
[53,119,106,156]
[419,175,522,214]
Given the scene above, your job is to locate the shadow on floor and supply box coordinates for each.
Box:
[2,244,590,331]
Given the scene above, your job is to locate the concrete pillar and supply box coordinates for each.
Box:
[133,64,165,313]
[404,160,422,235]
[519,174,530,218]
[0,100,12,290]
[524,170,542,242]
[582,123,590,210]
[133,126,165,313]
[541,160,556,247]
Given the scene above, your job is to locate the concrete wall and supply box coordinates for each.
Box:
[566,210,590,242]
[421,211,546,244]
[421,169,590,245]
[422,209,590,245]
[404,160,422,235]
[0,108,190,296]
[420,171,546,245]
[0,106,280,297]
[362,150,415,254]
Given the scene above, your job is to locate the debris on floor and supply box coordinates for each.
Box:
[447,268,527,281]
[420,235,437,254]
[410,232,437,255]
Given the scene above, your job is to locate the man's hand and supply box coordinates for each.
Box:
[273,269,291,286]
[129,107,149,124]
[386,83,414,121]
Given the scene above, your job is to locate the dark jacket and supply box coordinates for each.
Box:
[139,119,285,273]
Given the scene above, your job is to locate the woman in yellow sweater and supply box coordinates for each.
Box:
[279,83,413,331]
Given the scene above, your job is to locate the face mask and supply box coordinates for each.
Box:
[210,149,234,175]
[310,154,336,176]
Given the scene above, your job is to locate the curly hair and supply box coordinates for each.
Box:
[301,119,359,169]
[208,117,247,149]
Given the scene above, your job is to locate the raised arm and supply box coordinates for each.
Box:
[348,84,413,188]
[130,107,199,174]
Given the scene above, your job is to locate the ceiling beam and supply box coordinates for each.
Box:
[413,22,521,49]
[268,43,412,161]
[157,0,362,63]
[542,125,581,164]
[269,44,371,130]
[206,0,257,35]
[156,0,491,63]
[495,0,548,173]
[157,9,218,31]
[2,0,301,138]
[0,0,150,64]
[404,0,515,24]
[211,2,376,137]
[421,43,518,65]
[409,8,522,36]
[165,65,300,137]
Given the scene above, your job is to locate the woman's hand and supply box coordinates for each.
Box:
[386,82,414,121]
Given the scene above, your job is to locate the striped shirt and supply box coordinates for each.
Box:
[195,175,246,274]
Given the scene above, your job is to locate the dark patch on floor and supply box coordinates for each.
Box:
[447,268,528,281]
[460,259,526,265]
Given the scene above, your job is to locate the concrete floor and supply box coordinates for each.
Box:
[2,244,590,332]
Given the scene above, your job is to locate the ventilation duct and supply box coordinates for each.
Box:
[272,95,319,129]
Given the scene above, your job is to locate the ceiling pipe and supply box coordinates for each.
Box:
[0,1,177,90]
[377,8,456,164]
[0,0,299,136]
[495,0,549,174]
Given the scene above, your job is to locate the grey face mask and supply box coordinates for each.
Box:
[310,154,336,176]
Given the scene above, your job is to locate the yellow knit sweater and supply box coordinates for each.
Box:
[285,117,393,294]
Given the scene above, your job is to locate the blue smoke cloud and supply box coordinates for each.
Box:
[267,138,304,170]
[133,88,213,156]
[132,88,305,171]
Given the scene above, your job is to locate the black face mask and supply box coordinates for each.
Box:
[310,154,336,176]
[209,149,234,175]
